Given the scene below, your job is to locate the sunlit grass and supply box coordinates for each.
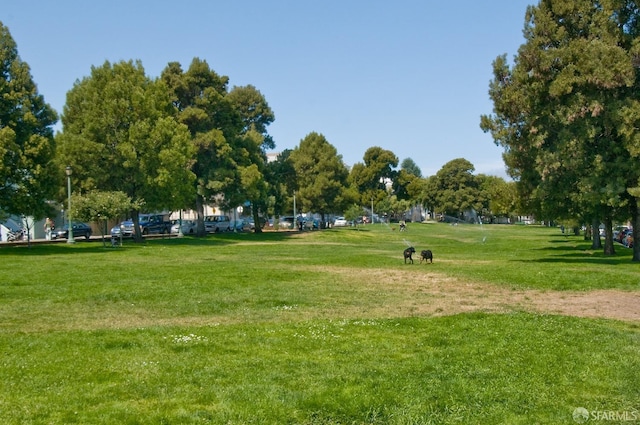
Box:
[0,224,638,424]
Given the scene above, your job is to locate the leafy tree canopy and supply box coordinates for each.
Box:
[349,146,398,205]
[480,0,640,258]
[428,158,482,218]
[401,157,422,177]
[57,59,196,240]
[289,132,349,221]
[0,21,58,220]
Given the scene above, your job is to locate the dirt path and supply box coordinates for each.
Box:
[311,266,640,323]
[420,280,640,322]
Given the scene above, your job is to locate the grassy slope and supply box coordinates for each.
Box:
[0,224,638,424]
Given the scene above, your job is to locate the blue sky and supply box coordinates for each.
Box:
[4,1,534,178]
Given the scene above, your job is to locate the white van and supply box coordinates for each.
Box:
[204,215,231,233]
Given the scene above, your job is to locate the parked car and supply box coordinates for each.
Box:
[204,215,231,233]
[1,218,24,242]
[111,213,171,237]
[333,216,348,227]
[171,219,197,235]
[54,222,93,240]
[614,228,632,244]
[301,218,319,230]
[230,218,252,232]
[278,216,295,229]
[246,216,267,230]
[622,230,634,248]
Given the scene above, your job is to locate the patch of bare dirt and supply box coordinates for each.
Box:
[304,266,640,323]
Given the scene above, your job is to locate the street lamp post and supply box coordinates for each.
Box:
[293,192,297,230]
[65,166,75,244]
[177,210,184,238]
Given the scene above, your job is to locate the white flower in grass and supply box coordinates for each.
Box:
[294,324,341,340]
[170,333,209,344]
[274,304,298,311]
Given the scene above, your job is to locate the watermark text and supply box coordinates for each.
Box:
[573,407,639,423]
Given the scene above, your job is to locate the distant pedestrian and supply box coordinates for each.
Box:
[44,217,54,240]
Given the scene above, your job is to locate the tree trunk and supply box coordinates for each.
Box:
[591,218,602,250]
[132,210,142,242]
[195,195,207,237]
[252,204,263,234]
[603,216,615,256]
[631,197,640,262]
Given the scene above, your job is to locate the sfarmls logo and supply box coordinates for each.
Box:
[573,407,639,423]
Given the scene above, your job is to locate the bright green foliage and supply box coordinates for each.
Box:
[480,0,640,259]
[393,168,419,201]
[161,59,245,234]
[0,22,58,220]
[394,158,423,205]
[479,175,520,220]
[343,203,365,227]
[227,85,276,231]
[349,146,399,206]
[264,149,297,220]
[427,158,483,218]
[289,132,350,222]
[57,60,196,240]
[227,84,275,149]
[71,190,136,238]
[404,175,430,207]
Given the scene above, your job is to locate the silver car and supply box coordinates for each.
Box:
[171,219,197,235]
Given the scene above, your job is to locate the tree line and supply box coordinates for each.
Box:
[6,1,640,262]
[481,0,640,261]
[1,20,521,243]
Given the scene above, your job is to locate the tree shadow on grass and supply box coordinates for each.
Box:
[523,253,632,265]
[522,242,634,265]
[338,227,371,232]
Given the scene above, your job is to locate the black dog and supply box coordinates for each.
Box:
[403,246,416,264]
[420,249,433,264]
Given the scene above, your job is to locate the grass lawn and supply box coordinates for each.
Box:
[0,223,638,424]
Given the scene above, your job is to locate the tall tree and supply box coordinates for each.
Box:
[264,149,297,221]
[57,60,195,241]
[397,158,423,209]
[0,22,58,221]
[478,175,519,222]
[481,0,640,259]
[227,84,275,149]
[401,157,422,178]
[393,169,419,201]
[349,146,399,207]
[161,58,243,236]
[289,132,349,225]
[227,85,276,232]
[427,158,483,219]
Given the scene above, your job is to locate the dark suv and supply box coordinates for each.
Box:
[111,213,171,237]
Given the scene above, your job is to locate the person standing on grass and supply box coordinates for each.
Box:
[44,217,54,240]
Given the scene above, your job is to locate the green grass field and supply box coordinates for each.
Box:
[1,223,638,424]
